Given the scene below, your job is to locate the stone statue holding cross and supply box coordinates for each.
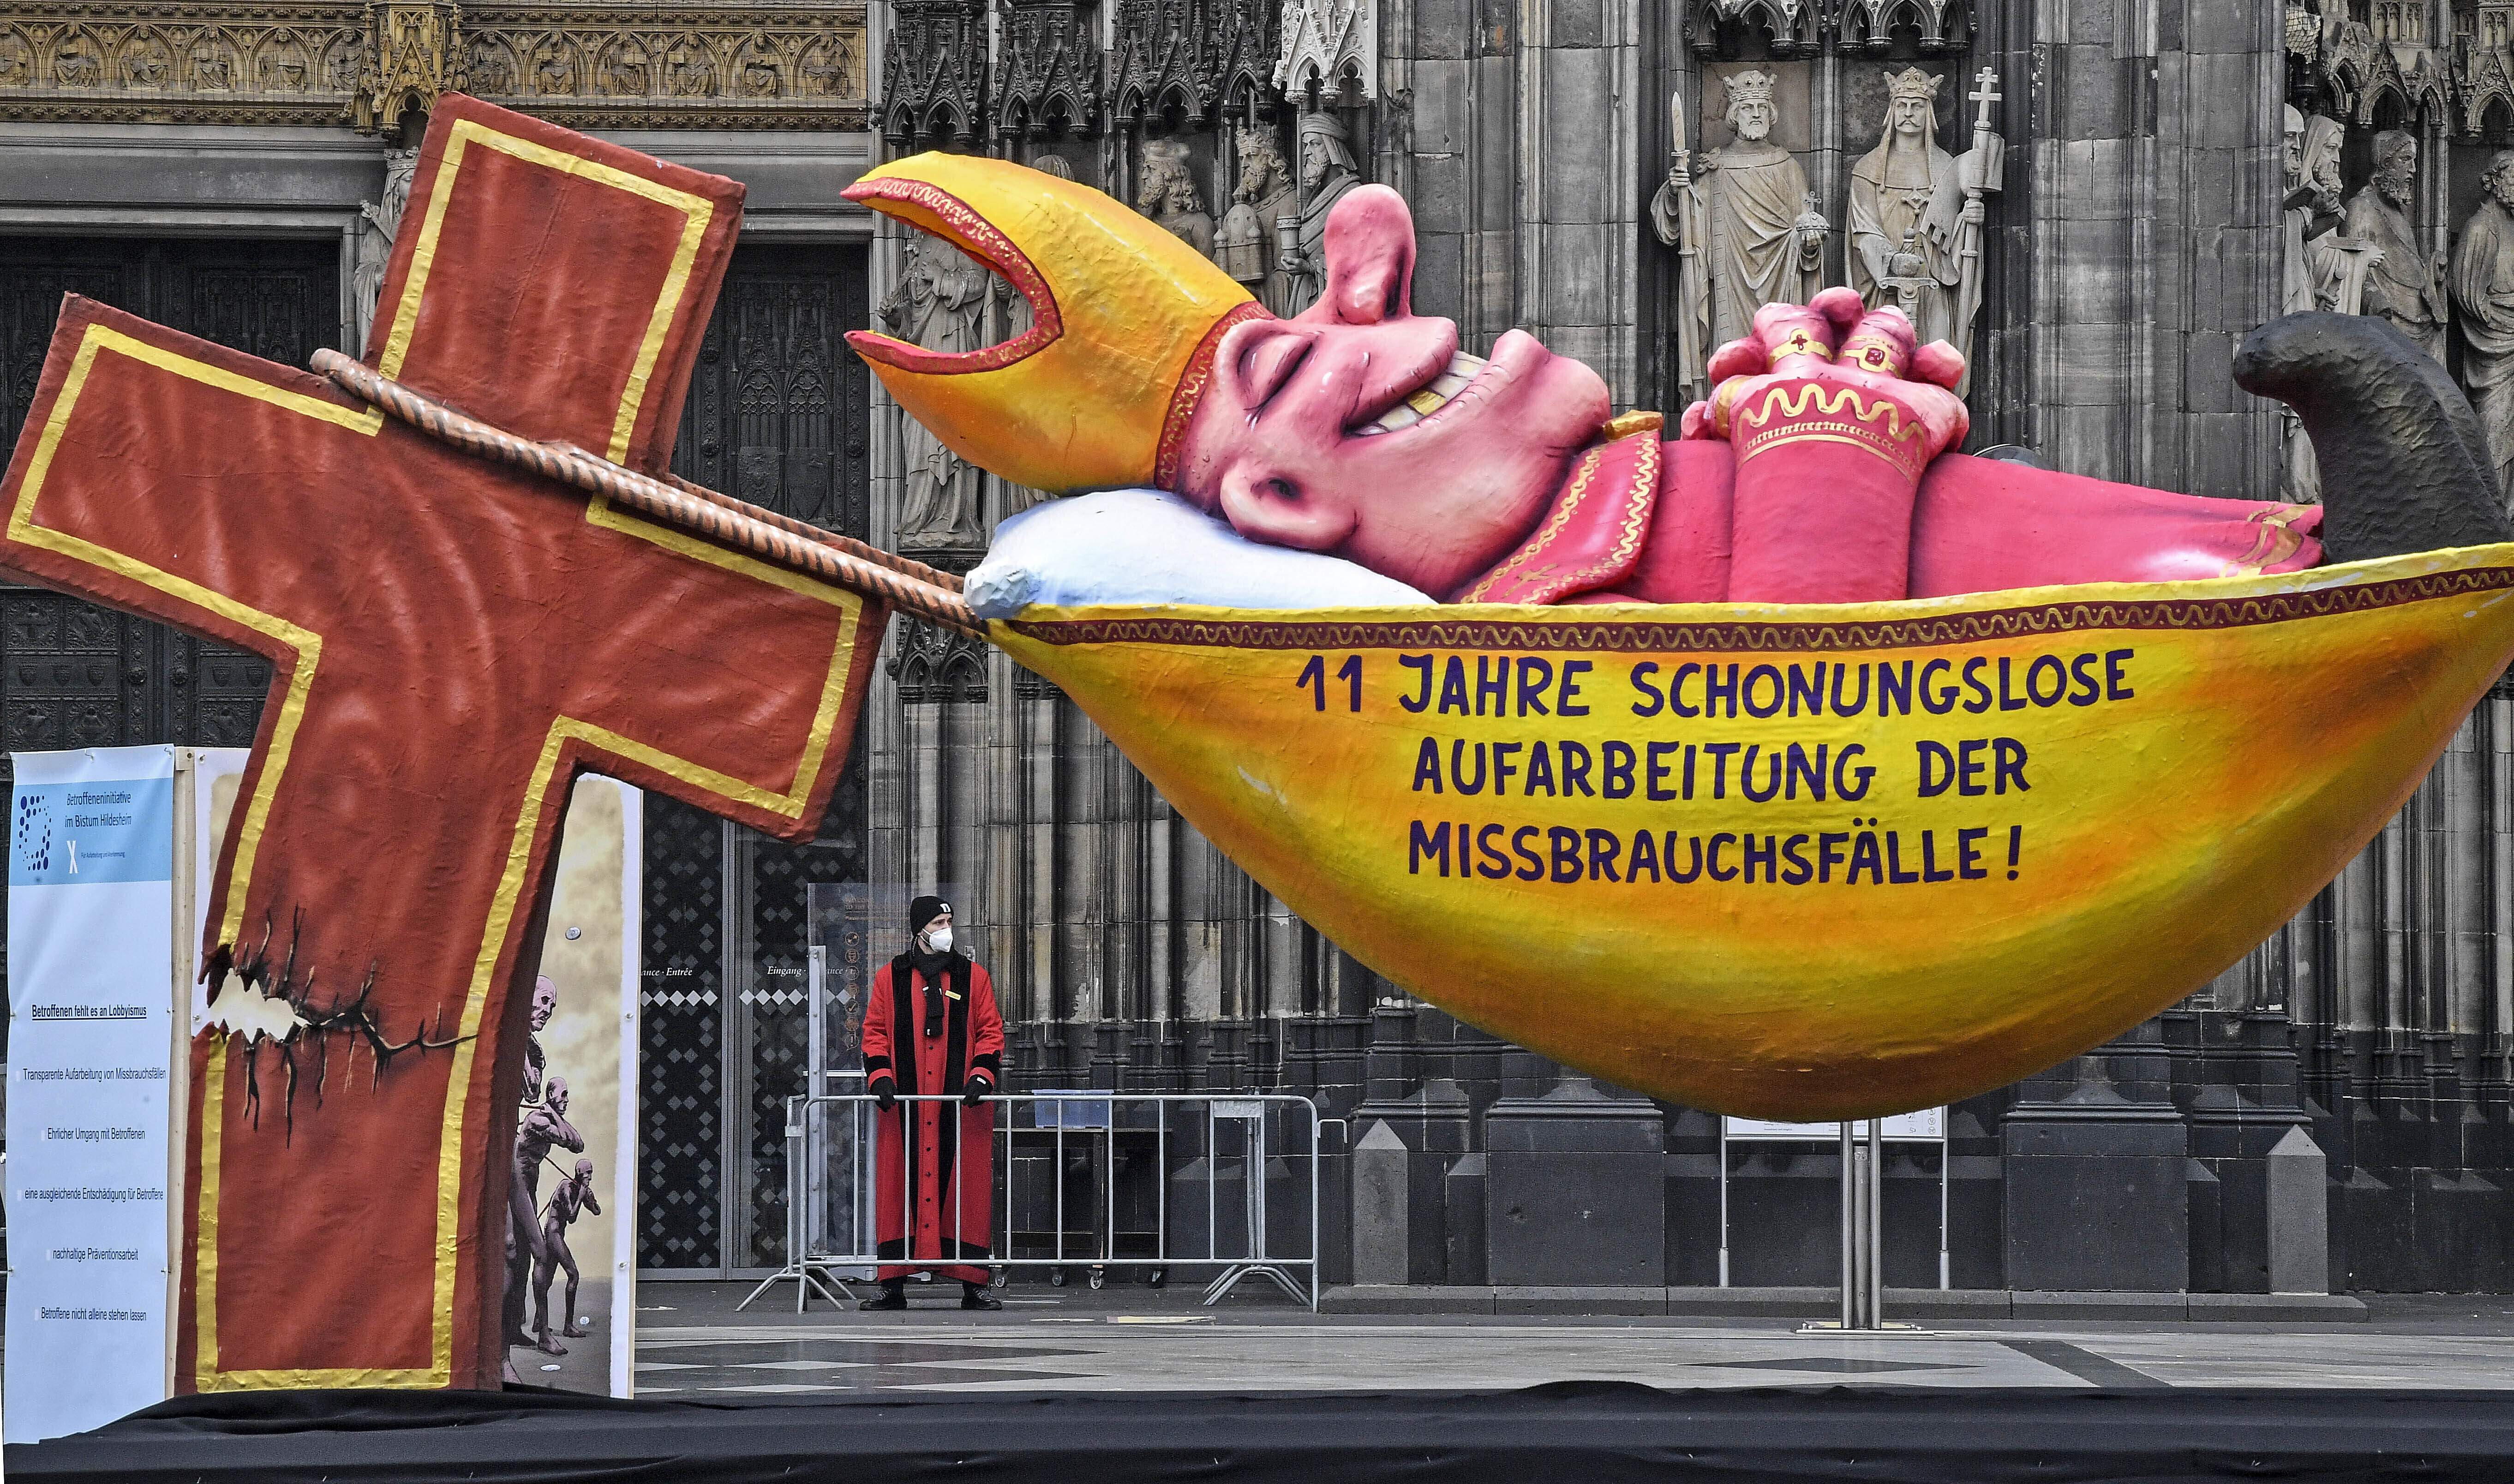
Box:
[1848,66,2004,387]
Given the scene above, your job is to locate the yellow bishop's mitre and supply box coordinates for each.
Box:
[843,153,1265,494]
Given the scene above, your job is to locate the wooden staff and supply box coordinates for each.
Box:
[311,350,986,639]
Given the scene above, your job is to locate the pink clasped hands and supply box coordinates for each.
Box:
[1682,287,1969,603]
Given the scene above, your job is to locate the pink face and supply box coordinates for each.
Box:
[1170,187,1612,599]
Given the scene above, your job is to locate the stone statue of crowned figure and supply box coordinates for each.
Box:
[1652,69,1827,403]
[1655,66,2003,403]
[1846,67,1986,355]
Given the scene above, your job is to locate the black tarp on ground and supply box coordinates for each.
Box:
[10,1382,2514,1483]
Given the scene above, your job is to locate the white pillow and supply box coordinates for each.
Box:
[963,489,1432,618]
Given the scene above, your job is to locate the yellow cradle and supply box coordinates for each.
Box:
[994,544,2514,1120]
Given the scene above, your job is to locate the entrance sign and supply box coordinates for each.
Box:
[1726,1110,1945,1141]
[1718,1109,1950,1292]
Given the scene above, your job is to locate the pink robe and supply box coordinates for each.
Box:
[1459,434,2321,605]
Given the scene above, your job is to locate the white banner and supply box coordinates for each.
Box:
[1724,1108,1946,1142]
[6,746,180,1443]
[5,751,638,1426]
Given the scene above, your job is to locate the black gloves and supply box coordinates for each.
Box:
[869,1075,987,1109]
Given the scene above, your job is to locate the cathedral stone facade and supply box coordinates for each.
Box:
[2,0,2509,1294]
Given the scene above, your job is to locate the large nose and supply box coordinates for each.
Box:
[1309,185,1418,327]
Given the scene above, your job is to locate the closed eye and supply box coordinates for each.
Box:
[1239,334,1313,413]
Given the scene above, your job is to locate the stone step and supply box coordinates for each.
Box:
[1320,1286,2370,1321]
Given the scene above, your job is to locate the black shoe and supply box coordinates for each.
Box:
[960,1286,1003,1311]
[860,1288,908,1311]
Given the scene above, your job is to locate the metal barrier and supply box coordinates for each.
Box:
[742,1091,1323,1313]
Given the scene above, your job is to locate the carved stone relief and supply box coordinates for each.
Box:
[1845,68,1969,347]
[351,147,418,355]
[1283,108,1362,313]
[994,0,1099,138]
[1218,125,1299,314]
[1139,138,1216,253]
[2286,2,2514,502]
[2345,129,2448,362]
[1105,0,1274,130]
[882,0,984,142]
[0,2,866,129]
[1649,48,2004,401]
[1652,68,1825,400]
[351,0,461,133]
[0,5,366,125]
[1275,0,1371,102]
[2453,149,2514,506]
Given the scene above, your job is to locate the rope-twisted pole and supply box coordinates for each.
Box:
[651,468,964,594]
[311,350,985,639]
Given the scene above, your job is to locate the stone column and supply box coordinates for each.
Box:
[1254,888,1305,1076]
[1445,1151,1489,1285]
[1347,1004,1474,1282]
[1512,0,1640,403]
[2265,1125,2330,1293]
[1389,0,1520,353]
[1663,1107,1720,1287]
[2479,685,2514,1291]
[2021,0,2283,496]
[1020,681,1065,1038]
[2187,1008,2316,1293]
[1281,1012,1371,1119]
[1351,1119,1411,1285]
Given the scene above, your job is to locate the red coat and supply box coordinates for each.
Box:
[862,952,1004,1282]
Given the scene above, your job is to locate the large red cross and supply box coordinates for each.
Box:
[0,96,885,1389]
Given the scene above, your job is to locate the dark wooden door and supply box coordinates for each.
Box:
[0,237,338,1011]
[2,238,336,760]
[644,242,873,1272]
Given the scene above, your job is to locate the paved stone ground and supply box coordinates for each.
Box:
[628,1281,2514,1397]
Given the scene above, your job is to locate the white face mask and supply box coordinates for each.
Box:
[922,926,953,954]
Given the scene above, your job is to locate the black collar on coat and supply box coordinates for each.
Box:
[884,951,972,1096]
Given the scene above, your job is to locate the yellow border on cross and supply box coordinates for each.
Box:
[7,116,863,1390]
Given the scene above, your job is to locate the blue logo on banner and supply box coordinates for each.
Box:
[15,792,53,874]
[8,777,173,886]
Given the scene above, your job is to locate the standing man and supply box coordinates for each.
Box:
[861,896,1006,1310]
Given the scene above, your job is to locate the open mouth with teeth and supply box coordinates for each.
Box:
[1353,351,1490,436]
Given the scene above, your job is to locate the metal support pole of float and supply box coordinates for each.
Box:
[1839,1121,1856,1330]
[1866,1117,1884,1328]
[1833,1119,1884,1331]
